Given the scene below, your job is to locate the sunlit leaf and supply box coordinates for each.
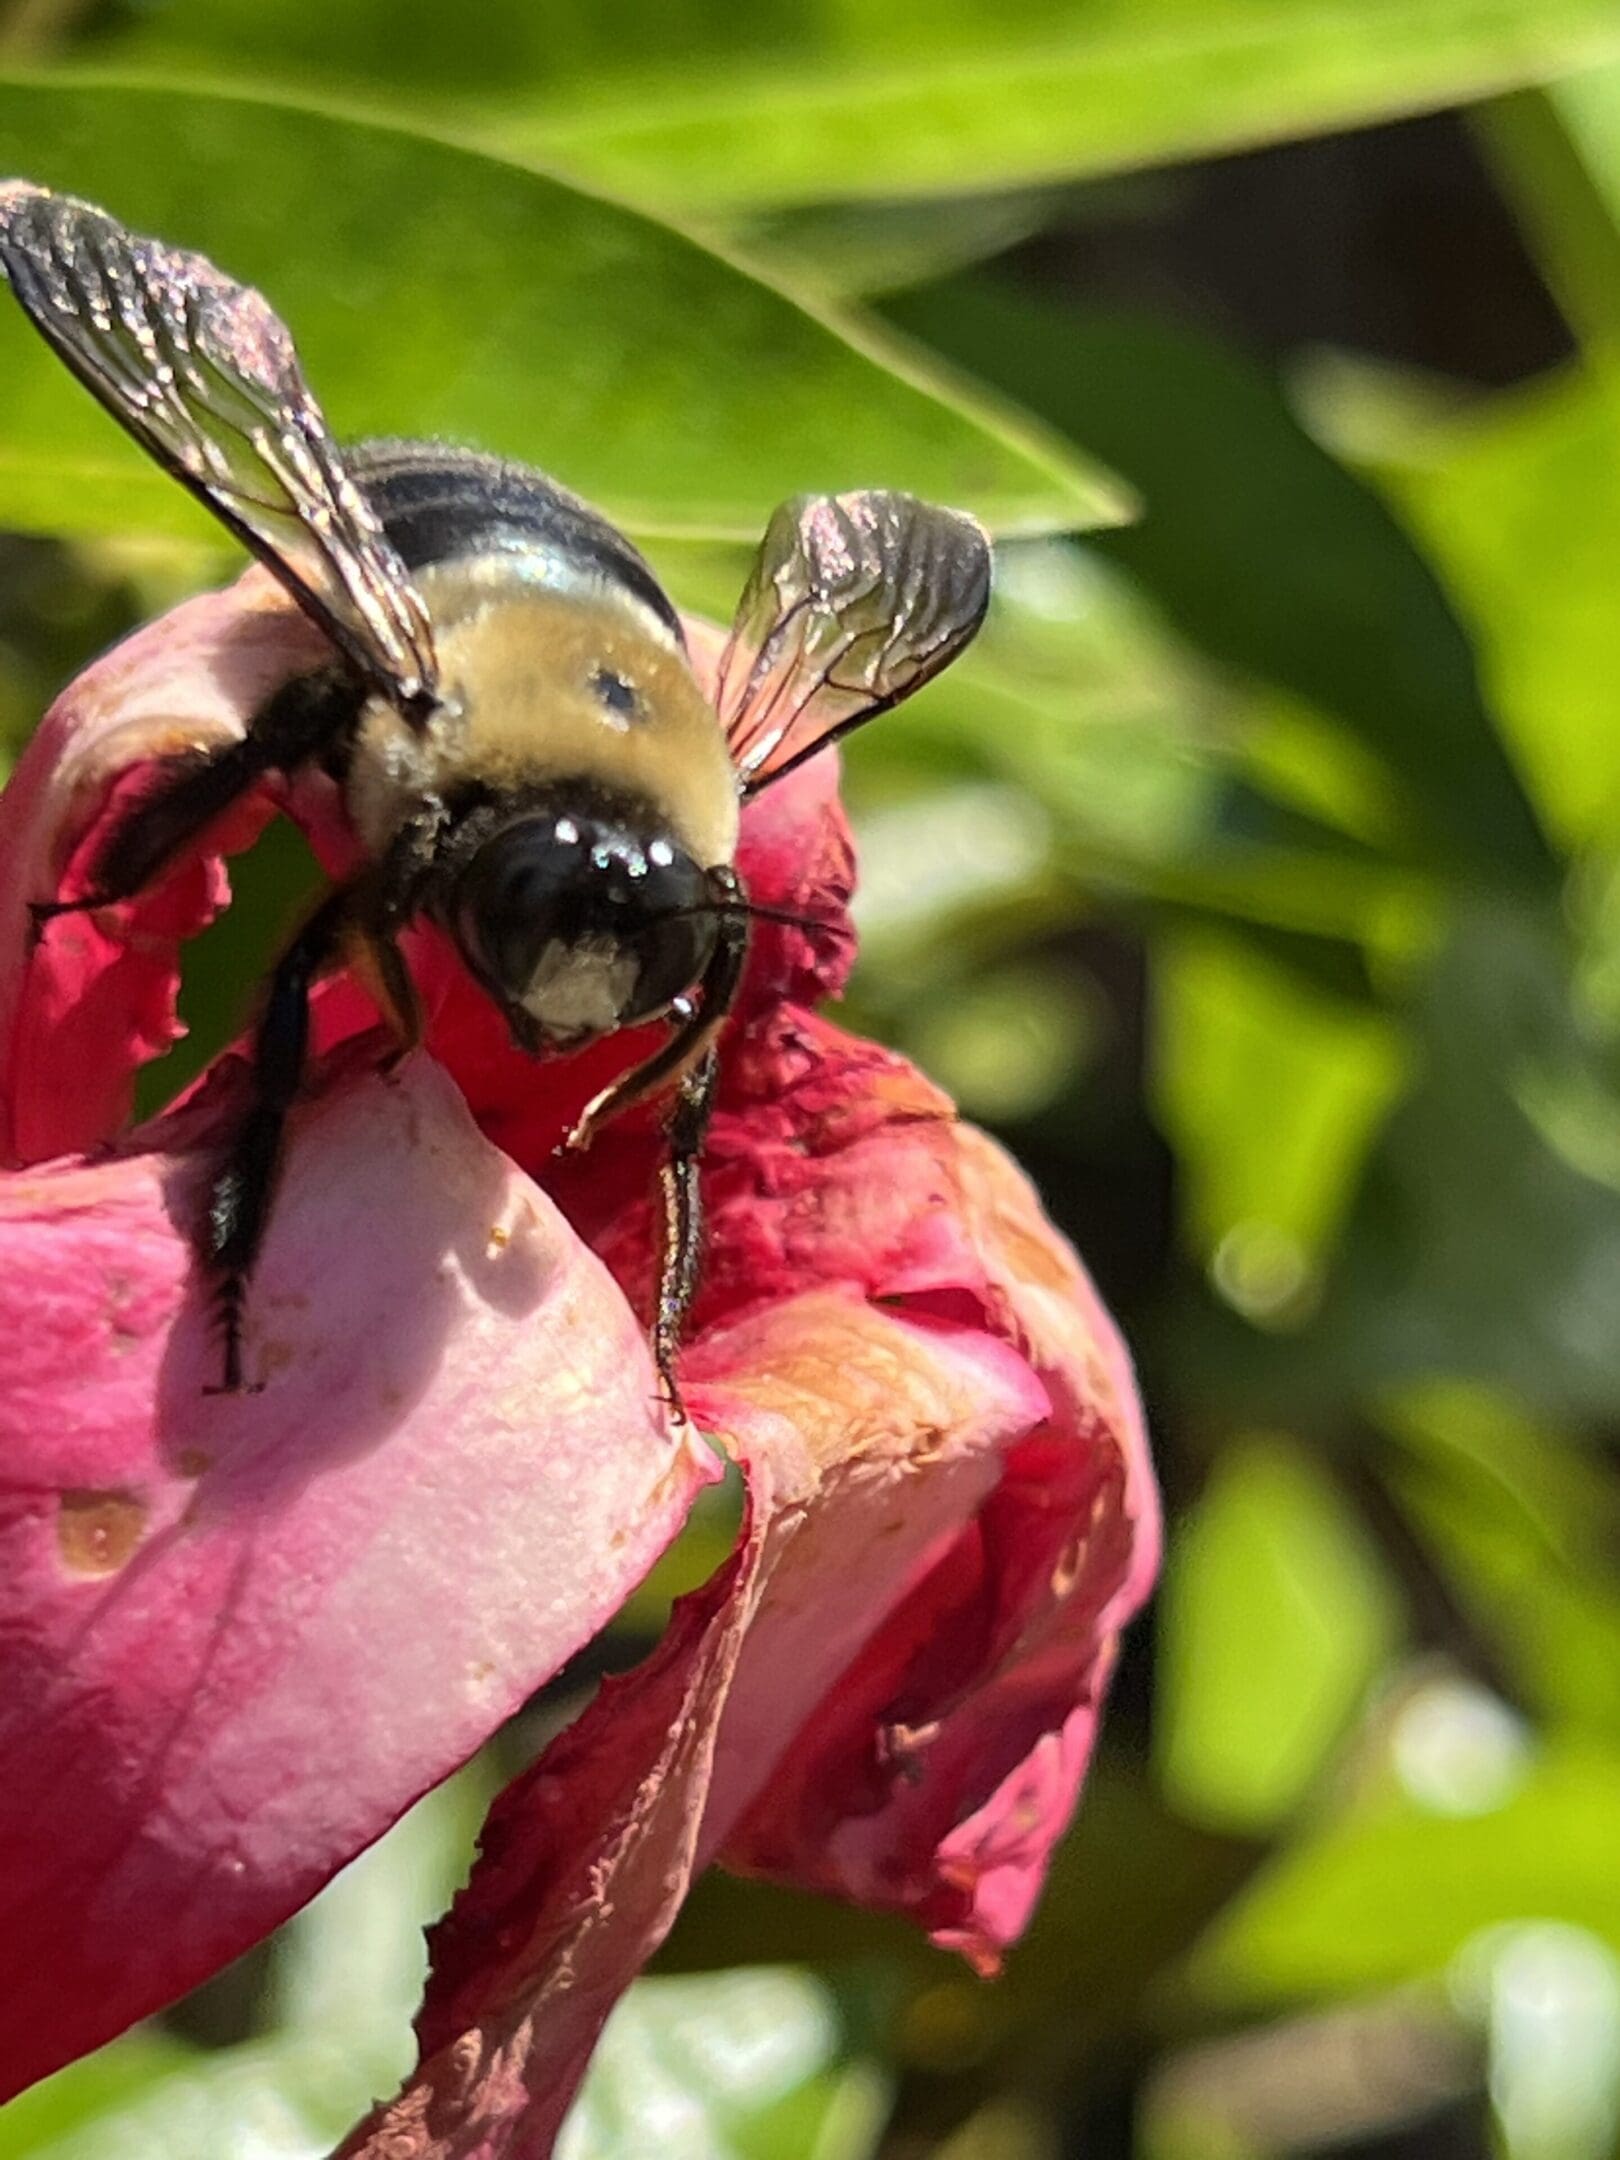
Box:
[1384,367,1620,851]
[1154,926,1411,1305]
[1187,1739,1620,2005]
[0,81,1119,548]
[559,1969,889,2160]
[1158,1435,1404,1834]
[73,0,1620,209]
[1382,1387,1620,1738]
[884,282,1556,885]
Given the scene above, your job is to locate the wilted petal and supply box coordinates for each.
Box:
[707,1110,1155,1967]
[0,1056,712,2098]
[343,1050,1154,2159]
[0,572,328,1166]
[342,1294,1046,2160]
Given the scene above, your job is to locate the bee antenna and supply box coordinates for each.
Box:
[667,900,841,937]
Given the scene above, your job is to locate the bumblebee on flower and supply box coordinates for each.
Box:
[0,184,1156,2160]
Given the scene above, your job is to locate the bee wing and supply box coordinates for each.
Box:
[0,182,438,709]
[715,490,991,797]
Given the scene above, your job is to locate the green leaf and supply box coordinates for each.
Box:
[883,282,1556,886]
[1187,1738,1620,2005]
[1383,367,1620,851]
[1158,1435,1404,1833]
[1480,83,1620,359]
[1179,897,1620,1429]
[0,2034,196,2158]
[0,79,1119,548]
[73,0,1620,209]
[1382,1386,1620,1738]
[559,1969,889,2160]
[844,539,1423,951]
[1153,926,1411,1306]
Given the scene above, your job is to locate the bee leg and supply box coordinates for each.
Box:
[653,1048,721,1419]
[561,872,749,1156]
[202,883,354,1394]
[28,670,362,946]
[561,897,749,1421]
[343,923,423,1068]
[28,735,274,946]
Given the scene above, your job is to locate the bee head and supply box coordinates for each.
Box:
[451,808,720,1049]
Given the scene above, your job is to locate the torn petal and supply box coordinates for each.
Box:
[0,1055,710,2099]
[0,572,329,1166]
[355,1030,1157,2156]
[342,1293,1043,2160]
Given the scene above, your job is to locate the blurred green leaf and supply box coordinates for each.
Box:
[1384,367,1620,851]
[1186,1737,1620,2006]
[884,282,1555,885]
[1382,1387,1620,1737]
[0,2033,195,2157]
[559,1969,889,2160]
[1176,899,1620,1424]
[1480,82,1620,359]
[1317,901,1620,1419]
[0,2037,354,2160]
[0,80,1121,547]
[1158,1435,1404,1834]
[847,540,1424,956]
[74,0,1620,209]
[1154,925,1410,1302]
[1519,57,1620,353]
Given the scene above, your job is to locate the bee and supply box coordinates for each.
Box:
[0,183,991,1407]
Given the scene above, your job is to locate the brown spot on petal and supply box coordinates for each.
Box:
[488,1223,511,1252]
[258,1338,297,1379]
[178,1449,212,1478]
[57,1490,147,1576]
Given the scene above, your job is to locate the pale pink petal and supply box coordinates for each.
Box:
[0,1055,713,2098]
[341,1294,1046,2160]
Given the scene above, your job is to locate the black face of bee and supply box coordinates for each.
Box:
[451,810,720,1049]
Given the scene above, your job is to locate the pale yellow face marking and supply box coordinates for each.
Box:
[344,576,741,870]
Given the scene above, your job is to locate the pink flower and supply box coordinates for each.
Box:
[0,572,1159,2157]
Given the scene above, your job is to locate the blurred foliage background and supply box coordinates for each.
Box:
[3,2,1620,2156]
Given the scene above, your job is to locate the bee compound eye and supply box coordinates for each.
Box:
[453,814,719,1032]
[454,815,582,1000]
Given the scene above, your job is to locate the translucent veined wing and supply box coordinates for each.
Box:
[0,182,438,710]
[715,490,991,797]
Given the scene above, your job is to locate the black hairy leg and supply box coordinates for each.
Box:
[203,883,353,1393]
[654,1048,721,1417]
[561,876,749,1418]
[560,868,749,1158]
[29,668,362,945]
[344,923,423,1063]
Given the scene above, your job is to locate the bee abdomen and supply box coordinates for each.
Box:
[349,439,684,648]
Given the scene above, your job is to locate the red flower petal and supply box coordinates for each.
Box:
[0,570,1158,2160]
[0,1056,713,2098]
[342,1100,1154,2157]
[342,1295,1049,2160]
[0,573,330,1167]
